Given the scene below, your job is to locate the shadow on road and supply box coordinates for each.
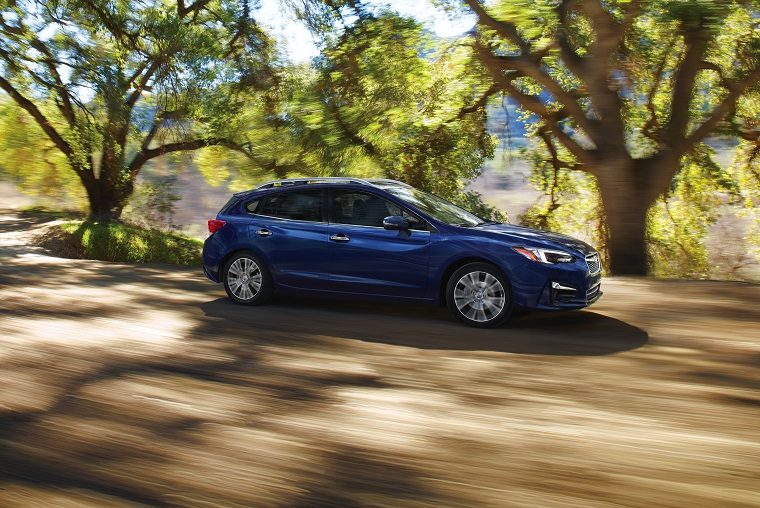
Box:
[0,209,57,232]
[200,297,648,356]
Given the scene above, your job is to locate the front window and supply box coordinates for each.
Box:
[379,185,485,227]
[331,190,427,230]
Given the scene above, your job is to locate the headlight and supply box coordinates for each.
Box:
[513,246,575,264]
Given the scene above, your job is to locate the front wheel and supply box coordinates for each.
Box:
[223,251,273,305]
[446,262,513,328]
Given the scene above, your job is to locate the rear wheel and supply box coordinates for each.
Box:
[446,262,513,328]
[223,251,273,305]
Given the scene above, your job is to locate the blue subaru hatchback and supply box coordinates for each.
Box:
[202,178,602,327]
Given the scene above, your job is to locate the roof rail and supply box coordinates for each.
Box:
[365,178,412,187]
[255,177,373,190]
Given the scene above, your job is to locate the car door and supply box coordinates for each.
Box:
[327,189,431,298]
[244,188,329,290]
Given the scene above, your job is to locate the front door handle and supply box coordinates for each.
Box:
[330,233,350,242]
[255,228,272,237]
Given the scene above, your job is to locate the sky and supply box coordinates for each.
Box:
[256,0,475,62]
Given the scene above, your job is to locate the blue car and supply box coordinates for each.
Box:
[202,178,602,327]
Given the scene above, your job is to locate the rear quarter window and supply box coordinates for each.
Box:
[245,199,261,213]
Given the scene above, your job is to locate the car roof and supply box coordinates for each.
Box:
[232,178,410,199]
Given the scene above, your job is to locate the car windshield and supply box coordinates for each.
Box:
[379,185,487,227]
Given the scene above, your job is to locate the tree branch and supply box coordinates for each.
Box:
[644,65,760,200]
[178,0,213,18]
[139,114,162,154]
[0,16,79,126]
[431,84,500,138]
[463,0,530,54]
[665,26,711,147]
[496,78,595,168]
[679,67,760,154]
[127,137,301,177]
[80,0,139,47]
[642,35,678,143]
[125,60,161,109]
[699,61,737,92]
[29,42,76,126]
[581,0,618,50]
[453,84,500,120]
[474,41,599,141]
[537,127,563,217]
[618,0,642,41]
[555,0,585,78]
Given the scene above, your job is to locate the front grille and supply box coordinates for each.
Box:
[585,253,601,275]
[586,282,601,300]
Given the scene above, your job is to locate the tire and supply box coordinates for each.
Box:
[223,251,273,305]
[445,262,513,328]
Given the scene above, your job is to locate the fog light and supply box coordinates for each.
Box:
[551,282,577,303]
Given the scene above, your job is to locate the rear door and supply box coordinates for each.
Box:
[327,189,431,298]
[245,189,329,290]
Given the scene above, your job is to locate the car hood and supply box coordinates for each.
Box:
[474,223,596,255]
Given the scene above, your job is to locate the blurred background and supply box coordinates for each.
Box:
[1,0,758,279]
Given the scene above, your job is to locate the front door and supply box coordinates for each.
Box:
[327,189,430,298]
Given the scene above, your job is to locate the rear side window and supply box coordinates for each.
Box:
[255,190,324,222]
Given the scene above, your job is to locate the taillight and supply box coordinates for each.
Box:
[208,219,227,234]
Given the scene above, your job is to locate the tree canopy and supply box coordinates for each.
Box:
[441,0,760,273]
[0,0,280,219]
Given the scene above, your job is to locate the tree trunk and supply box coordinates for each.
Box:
[79,105,133,221]
[87,192,126,222]
[78,162,132,222]
[597,159,651,276]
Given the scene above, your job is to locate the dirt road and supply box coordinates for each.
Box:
[0,211,759,507]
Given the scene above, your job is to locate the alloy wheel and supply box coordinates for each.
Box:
[227,256,262,301]
[453,270,507,323]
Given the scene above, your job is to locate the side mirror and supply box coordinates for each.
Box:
[383,215,409,231]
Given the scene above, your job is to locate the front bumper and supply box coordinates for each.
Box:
[535,274,602,310]
[505,251,602,310]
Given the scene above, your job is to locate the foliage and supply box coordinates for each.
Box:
[0,97,85,208]
[54,220,202,265]
[647,144,741,278]
[518,144,607,266]
[122,175,183,231]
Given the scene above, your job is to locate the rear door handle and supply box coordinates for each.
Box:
[330,233,350,242]
[255,228,272,237]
